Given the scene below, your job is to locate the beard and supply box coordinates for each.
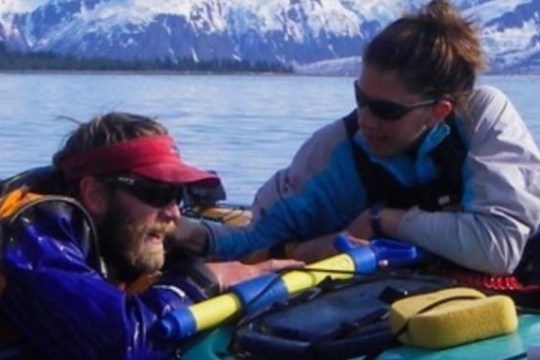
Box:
[96,199,174,283]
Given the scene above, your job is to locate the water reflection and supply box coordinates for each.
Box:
[0,73,538,203]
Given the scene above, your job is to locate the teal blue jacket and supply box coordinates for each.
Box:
[207,86,540,275]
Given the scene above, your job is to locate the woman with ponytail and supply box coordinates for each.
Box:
[197,1,540,287]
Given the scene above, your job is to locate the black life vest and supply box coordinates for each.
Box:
[342,113,540,298]
[266,113,467,259]
[343,110,466,211]
[0,166,68,198]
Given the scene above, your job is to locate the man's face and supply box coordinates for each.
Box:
[97,187,179,283]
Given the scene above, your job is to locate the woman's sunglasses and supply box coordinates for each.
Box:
[354,81,437,121]
[103,175,184,208]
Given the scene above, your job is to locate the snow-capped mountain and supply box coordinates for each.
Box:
[0,0,538,74]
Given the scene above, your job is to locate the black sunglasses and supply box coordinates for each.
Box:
[103,176,184,208]
[354,81,437,121]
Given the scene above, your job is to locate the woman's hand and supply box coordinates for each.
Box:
[289,231,371,263]
[206,259,304,291]
[345,208,374,239]
[346,206,406,240]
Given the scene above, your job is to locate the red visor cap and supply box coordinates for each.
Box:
[60,135,220,187]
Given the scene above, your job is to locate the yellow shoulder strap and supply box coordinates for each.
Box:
[0,188,44,220]
[0,187,44,296]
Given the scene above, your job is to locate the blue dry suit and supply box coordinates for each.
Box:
[0,186,206,360]
[206,86,540,275]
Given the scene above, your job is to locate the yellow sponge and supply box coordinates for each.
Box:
[389,287,518,349]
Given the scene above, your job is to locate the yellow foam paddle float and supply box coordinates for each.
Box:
[389,287,518,349]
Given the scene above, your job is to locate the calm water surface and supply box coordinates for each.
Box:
[0,73,538,203]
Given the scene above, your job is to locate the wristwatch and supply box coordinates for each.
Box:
[369,203,384,238]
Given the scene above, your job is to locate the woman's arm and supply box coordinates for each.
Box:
[395,86,540,274]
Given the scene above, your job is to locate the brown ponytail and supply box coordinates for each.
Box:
[363,0,485,110]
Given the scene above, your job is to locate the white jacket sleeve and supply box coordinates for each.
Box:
[397,86,540,274]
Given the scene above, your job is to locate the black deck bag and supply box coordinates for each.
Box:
[233,272,454,360]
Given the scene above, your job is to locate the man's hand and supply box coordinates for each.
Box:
[206,259,304,291]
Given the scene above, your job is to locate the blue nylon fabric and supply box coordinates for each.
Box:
[0,199,198,360]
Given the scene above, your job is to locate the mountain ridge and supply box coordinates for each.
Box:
[0,0,539,75]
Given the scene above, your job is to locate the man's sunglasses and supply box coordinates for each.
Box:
[354,81,437,121]
[103,176,184,208]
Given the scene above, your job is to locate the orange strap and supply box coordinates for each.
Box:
[0,188,43,220]
[0,189,43,344]
[0,188,44,299]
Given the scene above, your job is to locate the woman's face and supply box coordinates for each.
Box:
[356,65,440,157]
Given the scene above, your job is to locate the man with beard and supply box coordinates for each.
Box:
[0,112,300,359]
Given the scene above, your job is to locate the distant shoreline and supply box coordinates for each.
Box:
[0,69,291,76]
[0,68,537,78]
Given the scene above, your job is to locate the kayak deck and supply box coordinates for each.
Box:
[377,313,540,360]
